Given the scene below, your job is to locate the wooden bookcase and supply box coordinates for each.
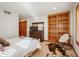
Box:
[48,12,70,43]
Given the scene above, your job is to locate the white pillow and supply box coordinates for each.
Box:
[59,34,69,43]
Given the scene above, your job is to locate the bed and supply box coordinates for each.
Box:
[0,37,41,57]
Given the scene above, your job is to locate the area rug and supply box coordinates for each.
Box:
[32,41,76,57]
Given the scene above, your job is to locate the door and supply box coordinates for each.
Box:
[19,21,27,37]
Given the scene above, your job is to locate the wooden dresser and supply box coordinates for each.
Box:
[30,22,44,42]
[30,31,44,42]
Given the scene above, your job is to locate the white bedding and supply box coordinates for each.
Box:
[0,37,41,57]
[16,39,31,49]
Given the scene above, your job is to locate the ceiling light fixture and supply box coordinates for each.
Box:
[53,7,56,10]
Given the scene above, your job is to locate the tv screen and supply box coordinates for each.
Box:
[30,26,38,31]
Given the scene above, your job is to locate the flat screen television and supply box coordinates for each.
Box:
[30,26,38,31]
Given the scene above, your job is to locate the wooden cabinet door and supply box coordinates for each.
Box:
[58,13,69,39]
[48,16,58,43]
[19,21,27,36]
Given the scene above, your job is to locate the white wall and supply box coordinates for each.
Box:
[70,3,79,56]
[26,17,32,37]
[31,16,48,40]
[0,10,19,39]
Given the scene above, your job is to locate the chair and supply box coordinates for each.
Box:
[47,34,71,56]
[59,34,70,44]
[58,34,72,50]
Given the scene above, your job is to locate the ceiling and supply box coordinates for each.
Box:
[0,2,76,19]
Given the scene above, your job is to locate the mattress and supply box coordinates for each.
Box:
[0,37,41,57]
